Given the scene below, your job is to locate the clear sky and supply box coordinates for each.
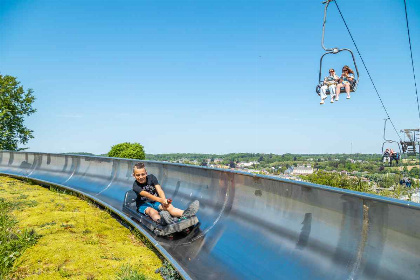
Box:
[0,0,419,155]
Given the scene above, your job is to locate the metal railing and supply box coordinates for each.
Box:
[1,151,419,280]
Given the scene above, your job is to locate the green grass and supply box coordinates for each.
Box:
[0,198,40,278]
[155,261,183,280]
[0,176,164,279]
[116,264,147,280]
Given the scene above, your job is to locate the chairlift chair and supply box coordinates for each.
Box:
[382,118,402,166]
[316,0,360,96]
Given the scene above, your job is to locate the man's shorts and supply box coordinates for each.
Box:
[138,201,161,215]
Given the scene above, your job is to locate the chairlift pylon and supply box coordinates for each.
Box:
[316,0,360,96]
[400,128,420,156]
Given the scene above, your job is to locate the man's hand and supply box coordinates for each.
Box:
[161,198,170,209]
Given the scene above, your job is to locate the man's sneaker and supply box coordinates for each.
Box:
[182,200,199,218]
[320,100,325,105]
[160,211,174,226]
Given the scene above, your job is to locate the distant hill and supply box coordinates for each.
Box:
[146,153,383,163]
[61,152,96,156]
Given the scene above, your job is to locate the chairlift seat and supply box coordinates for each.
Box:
[316,80,358,95]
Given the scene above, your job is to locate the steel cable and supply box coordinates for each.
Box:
[402,0,420,181]
[403,0,420,123]
[333,0,403,142]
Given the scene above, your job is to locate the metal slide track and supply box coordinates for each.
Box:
[0,151,419,280]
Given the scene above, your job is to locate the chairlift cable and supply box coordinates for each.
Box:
[333,0,402,142]
[403,0,420,123]
[403,0,420,184]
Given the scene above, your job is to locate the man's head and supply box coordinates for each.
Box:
[133,162,147,184]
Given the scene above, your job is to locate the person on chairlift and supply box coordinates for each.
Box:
[335,65,355,100]
[389,149,399,166]
[132,162,199,226]
[320,68,340,104]
[382,149,391,165]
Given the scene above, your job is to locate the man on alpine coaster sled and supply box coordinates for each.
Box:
[132,162,199,226]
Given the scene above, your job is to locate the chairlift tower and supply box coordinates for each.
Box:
[400,129,420,156]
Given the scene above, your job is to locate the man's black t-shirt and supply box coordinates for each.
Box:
[132,174,159,202]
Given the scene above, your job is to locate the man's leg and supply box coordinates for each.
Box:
[145,207,161,222]
[160,201,199,218]
[160,204,184,217]
[329,85,336,102]
[182,200,200,218]
[320,86,327,104]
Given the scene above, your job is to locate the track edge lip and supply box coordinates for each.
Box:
[0,172,192,280]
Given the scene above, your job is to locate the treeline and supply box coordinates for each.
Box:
[146,153,219,162]
[302,170,372,193]
[146,153,383,164]
[302,171,417,200]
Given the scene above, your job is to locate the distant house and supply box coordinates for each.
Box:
[284,165,314,175]
[284,167,294,175]
[291,165,314,175]
[237,161,259,168]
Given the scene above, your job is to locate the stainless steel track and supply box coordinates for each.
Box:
[0,151,419,280]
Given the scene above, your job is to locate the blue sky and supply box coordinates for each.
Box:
[0,0,419,155]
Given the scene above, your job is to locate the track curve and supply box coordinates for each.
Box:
[0,151,419,280]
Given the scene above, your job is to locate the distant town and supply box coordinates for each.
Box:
[144,153,420,203]
[67,152,420,202]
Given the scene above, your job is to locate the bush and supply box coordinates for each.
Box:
[409,167,419,179]
[116,264,146,280]
[302,171,371,193]
[0,198,39,278]
[108,142,145,160]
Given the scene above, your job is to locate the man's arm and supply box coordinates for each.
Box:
[155,184,168,205]
[139,190,166,204]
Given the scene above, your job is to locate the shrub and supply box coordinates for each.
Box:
[108,142,145,160]
[116,264,146,280]
[0,198,39,278]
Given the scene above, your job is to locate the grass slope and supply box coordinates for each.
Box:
[0,177,162,280]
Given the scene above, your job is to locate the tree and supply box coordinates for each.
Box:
[108,142,145,160]
[0,75,36,150]
[409,167,419,179]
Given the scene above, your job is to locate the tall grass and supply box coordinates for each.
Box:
[0,198,39,278]
[116,264,147,280]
